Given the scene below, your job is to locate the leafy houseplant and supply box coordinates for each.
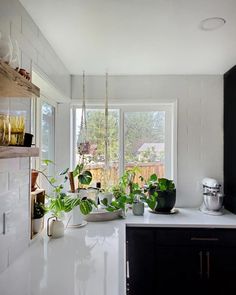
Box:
[102,167,146,216]
[146,174,176,212]
[32,201,46,234]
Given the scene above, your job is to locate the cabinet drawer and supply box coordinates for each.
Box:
[127,227,236,247]
[155,228,236,246]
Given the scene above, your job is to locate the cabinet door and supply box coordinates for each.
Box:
[205,247,236,294]
[153,246,204,294]
[126,228,204,295]
[126,228,156,295]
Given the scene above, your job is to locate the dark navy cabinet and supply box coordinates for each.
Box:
[126,227,236,295]
[224,66,236,213]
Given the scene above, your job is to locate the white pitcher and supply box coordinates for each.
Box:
[47,217,64,238]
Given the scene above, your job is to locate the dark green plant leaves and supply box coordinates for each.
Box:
[78,170,92,185]
[59,167,69,175]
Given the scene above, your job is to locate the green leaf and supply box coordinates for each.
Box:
[149,174,158,182]
[78,171,92,185]
[80,200,92,215]
[88,198,97,208]
[49,177,56,184]
[59,167,69,175]
[146,195,157,210]
[42,159,54,166]
[101,198,108,206]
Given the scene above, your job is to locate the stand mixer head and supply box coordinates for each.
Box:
[200,178,224,215]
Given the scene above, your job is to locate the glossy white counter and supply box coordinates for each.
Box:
[1,208,236,295]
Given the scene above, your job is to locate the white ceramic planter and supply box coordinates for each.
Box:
[66,191,85,226]
[98,192,114,208]
[32,217,43,233]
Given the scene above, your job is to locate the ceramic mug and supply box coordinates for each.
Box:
[47,217,64,238]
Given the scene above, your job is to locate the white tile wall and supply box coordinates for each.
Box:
[0,157,30,273]
[0,0,71,274]
[0,0,71,98]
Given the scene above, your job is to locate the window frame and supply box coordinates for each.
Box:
[71,101,177,183]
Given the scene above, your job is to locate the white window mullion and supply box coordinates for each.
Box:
[119,108,124,177]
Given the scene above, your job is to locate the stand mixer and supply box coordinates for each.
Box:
[199,177,224,215]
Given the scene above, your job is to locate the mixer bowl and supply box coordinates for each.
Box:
[203,193,224,211]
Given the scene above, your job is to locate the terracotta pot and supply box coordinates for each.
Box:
[31,170,39,192]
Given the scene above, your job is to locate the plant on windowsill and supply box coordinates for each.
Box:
[101,166,146,217]
[145,173,176,213]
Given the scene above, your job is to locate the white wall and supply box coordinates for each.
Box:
[72,75,223,208]
[0,0,71,273]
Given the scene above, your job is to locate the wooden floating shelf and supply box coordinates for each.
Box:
[0,146,39,159]
[0,60,40,98]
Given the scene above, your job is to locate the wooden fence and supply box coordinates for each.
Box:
[87,162,165,186]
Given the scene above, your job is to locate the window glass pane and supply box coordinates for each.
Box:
[75,109,119,188]
[41,102,55,172]
[124,111,165,183]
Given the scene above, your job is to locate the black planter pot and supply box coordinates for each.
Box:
[149,188,176,212]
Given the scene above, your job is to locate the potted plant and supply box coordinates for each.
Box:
[146,174,176,212]
[32,201,46,233]
[102,167,146,216]
[46,184,96,238]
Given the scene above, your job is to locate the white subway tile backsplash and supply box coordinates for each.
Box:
[0,0,71,274]
[0,172,8,194]
[9,170,29,190]
[20,158,30,170]
[0,247,9,273]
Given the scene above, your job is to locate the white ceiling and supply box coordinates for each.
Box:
[20,0,236,75]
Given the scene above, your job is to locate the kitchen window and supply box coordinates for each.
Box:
[72,103,176,187]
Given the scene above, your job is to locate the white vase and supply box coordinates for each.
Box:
[9,39,20,70]
[47,218,64,238]
[32,217,43,233]
[0,32,13,64]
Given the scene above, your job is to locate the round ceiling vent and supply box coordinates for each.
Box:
[200,17,226,31]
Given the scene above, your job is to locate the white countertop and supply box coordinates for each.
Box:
[1,207,236,295]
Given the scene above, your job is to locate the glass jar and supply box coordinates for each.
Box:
[9,112,25,145]
[0,114,11,145]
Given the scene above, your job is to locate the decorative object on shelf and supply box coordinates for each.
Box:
[9,39,20,71]
[23,132,33,147]
[145,174,176,213]
[0,60,40,97]
[18,68,30,80]
[0,32,13,64]
[9,111,26,146]
[31,169,39,192]
[30,189,45,239]
[32,201,46,233]
[0,113,11,146]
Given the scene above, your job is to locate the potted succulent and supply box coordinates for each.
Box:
[32,201,46,233]
[146,174,176,213]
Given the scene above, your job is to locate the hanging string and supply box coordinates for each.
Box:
[105,72,109,170]
[78,71,88,157]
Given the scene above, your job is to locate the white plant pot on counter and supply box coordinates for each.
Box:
[66,190,85,227]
